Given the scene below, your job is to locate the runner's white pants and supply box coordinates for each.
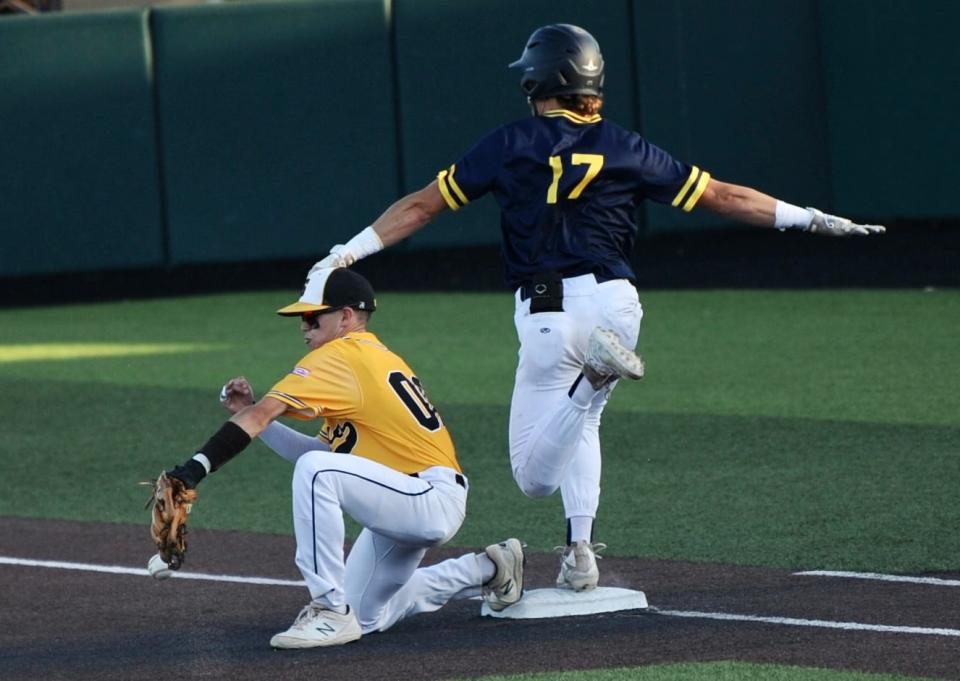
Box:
[509,274,642,520]
[291,451,482,634]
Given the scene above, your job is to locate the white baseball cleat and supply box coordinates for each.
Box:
[270,602,362,649]
[483,538,525,611]
[556,541,607,592]
[583,328,644,390]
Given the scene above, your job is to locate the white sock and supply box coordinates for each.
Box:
[568,372,600,408]
[476,553,497,584]
[568,516,593,544]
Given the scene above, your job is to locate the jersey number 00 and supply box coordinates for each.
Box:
[388,371,442,431]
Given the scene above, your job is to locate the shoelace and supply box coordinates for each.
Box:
[553,542,608,565]
[291,603,326,629]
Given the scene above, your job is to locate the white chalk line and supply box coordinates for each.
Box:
[795,570,960,587]
[3,556,958,638]
[655,609,960,638]
[0,556,305,587]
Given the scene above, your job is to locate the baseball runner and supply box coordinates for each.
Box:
[309,24,885,592]
[159,267,524,648]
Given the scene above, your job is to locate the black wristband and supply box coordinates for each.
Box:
[168,459,208,489]
[198,421,252,472]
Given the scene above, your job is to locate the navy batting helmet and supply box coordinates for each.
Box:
[508,24,604,99]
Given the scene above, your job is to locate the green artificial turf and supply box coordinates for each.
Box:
[0,288,957,572]
[474,661,940,681]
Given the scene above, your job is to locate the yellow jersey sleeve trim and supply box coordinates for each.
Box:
[446,165,469,205]
[682,171,711,212]
[265,390,319,416]
[671,166,701,207]
[436,169,462,211]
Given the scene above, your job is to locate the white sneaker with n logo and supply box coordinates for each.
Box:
[270,603,362,649]
[483,538,525,611]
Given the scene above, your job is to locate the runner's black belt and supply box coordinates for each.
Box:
[518,271,619,301]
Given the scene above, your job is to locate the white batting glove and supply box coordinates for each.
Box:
[308,226,383,275]
[805,208,886,237]
[308,245,353,276]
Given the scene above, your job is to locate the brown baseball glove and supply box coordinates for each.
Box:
[144,472,198,570]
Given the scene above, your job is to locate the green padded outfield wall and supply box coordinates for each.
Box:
[1,0,957,280]
[819,0,960,220]
[150,0,397,265]
[392,0,637,251]
[0,10,164,277]
[633,0,832,235]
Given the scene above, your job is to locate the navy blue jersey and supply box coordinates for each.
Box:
[436,109,710,288]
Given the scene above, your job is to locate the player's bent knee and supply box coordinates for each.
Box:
[420,525,449,545]
[292,450,334,485]
[516,476,557,499]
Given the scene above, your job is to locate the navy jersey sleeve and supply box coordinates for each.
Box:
[436,128,505,211]
[628,135,711,212]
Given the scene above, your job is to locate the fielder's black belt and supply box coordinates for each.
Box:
[410,471,466,489]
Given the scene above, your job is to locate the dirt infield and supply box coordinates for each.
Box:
[1,517,958,681]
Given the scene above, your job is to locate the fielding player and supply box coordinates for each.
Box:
[163,267,524,648]
[309,25,885,592]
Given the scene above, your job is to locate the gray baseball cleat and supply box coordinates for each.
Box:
[583,327,644,390]
[483,538,525,611]
[270,602,362,649]
[556,540,607,592]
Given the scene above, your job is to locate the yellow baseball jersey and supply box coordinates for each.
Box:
[265,331,460,474]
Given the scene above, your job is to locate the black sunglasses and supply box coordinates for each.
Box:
[300,307,343,328]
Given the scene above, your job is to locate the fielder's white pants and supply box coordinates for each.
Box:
[292,451,482,634]
[510,274,642,519]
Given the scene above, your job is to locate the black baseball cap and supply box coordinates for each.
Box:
[277,267,377,316]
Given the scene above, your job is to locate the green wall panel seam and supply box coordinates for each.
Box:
[145,8,172,268]
[386,0,407,200]
[626,0,648,236]
[811,0,835,211]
